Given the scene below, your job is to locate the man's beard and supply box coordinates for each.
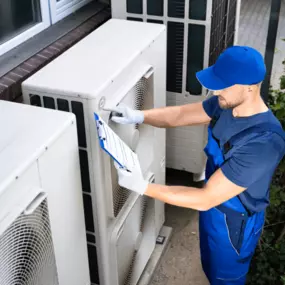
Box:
[218,96,242,109]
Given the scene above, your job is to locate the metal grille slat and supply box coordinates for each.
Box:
[167,22,184,93]
[112,77,149,217]
[0,199,59,285]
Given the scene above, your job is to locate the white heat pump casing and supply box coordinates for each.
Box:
[22,19,166,285]
[0,101,90,285]
[111,0,241,176]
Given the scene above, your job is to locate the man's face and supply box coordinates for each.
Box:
[213,85,247,109]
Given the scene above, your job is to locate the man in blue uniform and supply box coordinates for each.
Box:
[110,46,285,284]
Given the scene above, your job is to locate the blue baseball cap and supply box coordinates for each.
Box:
[196,46,266,90]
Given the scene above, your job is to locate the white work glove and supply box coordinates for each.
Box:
[115,157,149,195]
[107,104,144,125]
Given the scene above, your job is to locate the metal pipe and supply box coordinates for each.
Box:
[261,0,282,102]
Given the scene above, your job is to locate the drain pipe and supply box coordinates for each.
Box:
[261,0,282,102]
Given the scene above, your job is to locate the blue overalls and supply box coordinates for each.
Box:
[200,118,285,285]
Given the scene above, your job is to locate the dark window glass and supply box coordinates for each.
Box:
[43,96,55,109]
[186,24,205,95]
[167,22,184,93]
[0,0,42,44]
[87,244,100,284]
[127,0,142,14]
[147,0,163,16]
[71,101,87,148]
[189,0,207,20]
[57,99,69,112]
[168,0,185,18]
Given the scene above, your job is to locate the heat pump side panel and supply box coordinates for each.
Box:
[37,120,90,285]
[0,162,41,239]
[166,94,207,174]
[88,29,167,235]
[86,50,167,285]
[0,162,61,285]
[111,0,241,175]
[145,30,166,234]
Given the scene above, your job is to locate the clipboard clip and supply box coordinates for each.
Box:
[96,119,106,141]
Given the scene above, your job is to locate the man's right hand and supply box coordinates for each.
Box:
[107,104,144,125]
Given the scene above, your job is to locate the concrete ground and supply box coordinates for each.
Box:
[150,170,209,285]
[150,205,208,285]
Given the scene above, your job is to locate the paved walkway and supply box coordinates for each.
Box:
[150,206,208,285]
[238,0,285,89]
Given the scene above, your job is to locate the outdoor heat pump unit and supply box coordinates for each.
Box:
[111,0,241,178]
[0,101,90,285]
[22,19,167,285]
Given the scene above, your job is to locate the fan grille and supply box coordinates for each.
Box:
[113,185,132,217]
[123,196,148,285]
[0,199,59,285]
[134,77,148,129]
[112,78,149,218]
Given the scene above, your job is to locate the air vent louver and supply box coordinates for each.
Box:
[0,199,59,285]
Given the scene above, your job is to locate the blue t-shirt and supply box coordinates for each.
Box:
[203,96,285,212]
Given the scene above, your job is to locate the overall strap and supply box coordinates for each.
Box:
[223,122,285,155]
[209,112,222,129]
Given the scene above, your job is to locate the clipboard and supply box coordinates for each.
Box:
[94,113,137,172]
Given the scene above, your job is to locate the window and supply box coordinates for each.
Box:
[0,0,50,56]
[49,0,93,24]
[0,0,94,56]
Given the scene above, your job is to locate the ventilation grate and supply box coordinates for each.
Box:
[209,0,229,66]
[134,77,148,129]
[127,17,143,22]
[123,196,149,285]
[113,185,131,217]
[127,0,142,14]
[189,0,207,20]
[29,95,97,284]
[43,96,55,109]
[147,0,163,16]
[30,94,41,106]
[112,77,149,217]
[168,0,185,18]
[0,199,59,285]
[71,101,87,148]
[167,22,184,93]
[134,78,147,111]
[147,19,164,24]
[123,252,137,285]
[186,24,205,95]
[87,244,100,284]
[226,0,237,46]
[139,196,148,232]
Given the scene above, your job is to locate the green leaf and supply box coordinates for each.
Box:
[280,76,285,90]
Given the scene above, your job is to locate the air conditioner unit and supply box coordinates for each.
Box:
[22,19,166,285]
[0,101,90,285]
[111,0,241,178]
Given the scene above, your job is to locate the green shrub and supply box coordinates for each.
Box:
[247,62,285,284]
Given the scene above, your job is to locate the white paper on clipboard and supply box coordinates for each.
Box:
[94,113,137,172]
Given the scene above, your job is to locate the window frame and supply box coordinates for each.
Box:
[0,0,51,57]
[49,0,93,24]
